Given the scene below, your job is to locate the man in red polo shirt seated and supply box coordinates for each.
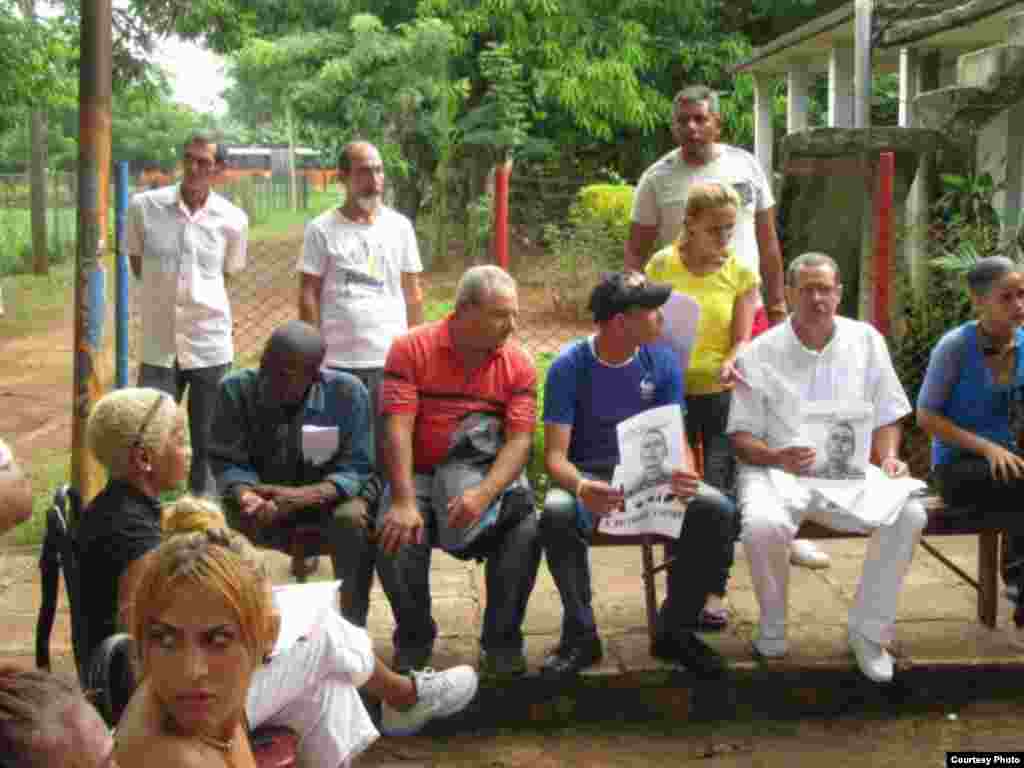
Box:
[376,265,542,681]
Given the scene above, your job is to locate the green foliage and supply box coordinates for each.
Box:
[464,191,494,265]
[571,184,635,243]
[936,172,1001,230]
[527,350,556,495]
[542,222,621,322]
[892,181,1006,414]
[0,3,77,134]
[0,206,76,276]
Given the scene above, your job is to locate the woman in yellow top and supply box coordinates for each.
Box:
[645,181,758,629]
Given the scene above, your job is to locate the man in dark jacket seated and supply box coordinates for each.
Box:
[210,320,383,626]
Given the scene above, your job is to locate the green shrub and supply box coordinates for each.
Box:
[570,183,635,243]
[891,180,1005,479]
[527,351,556,497]
[540,183,635,320]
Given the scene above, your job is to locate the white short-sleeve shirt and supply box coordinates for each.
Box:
[126,185,248,370]
[631,144,774,276]
[726,316,911,484]
[298,206,423,369]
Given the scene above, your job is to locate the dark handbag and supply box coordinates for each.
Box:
[432,468,534,561]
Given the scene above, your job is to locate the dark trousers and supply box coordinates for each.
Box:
[685,391,738,596]
[935,456,1024,590]
[140,361,229,496]
[374,474,542,653]
[330,366,385,466]
[225,495,378,627]
[540,476,738,646]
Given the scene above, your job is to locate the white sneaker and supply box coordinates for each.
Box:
[790,539,831,569]
[752,631,787,659]
[848,629,893,683]
[380,665,479,737]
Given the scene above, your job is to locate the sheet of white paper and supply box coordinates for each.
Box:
[271,580,341,655]
[302,425,340,466]
[656,291,701,374]
[598,465,685,538]
[770,465,924,529]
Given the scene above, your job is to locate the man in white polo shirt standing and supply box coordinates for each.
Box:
[126,134,248,496]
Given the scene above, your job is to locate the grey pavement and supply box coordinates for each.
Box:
[5,533,1023,682]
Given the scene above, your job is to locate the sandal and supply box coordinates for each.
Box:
[698,606,729,632]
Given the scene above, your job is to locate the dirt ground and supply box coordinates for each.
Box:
[358,699,1024,767]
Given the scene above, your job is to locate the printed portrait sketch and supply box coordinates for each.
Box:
[617,405,685,510]
[604,404,687,538]
[798,401,872,486]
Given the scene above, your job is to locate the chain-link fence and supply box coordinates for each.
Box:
[120,170,947,486]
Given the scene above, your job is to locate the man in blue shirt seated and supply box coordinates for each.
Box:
[539,272,739,681]
[210,320,384,626]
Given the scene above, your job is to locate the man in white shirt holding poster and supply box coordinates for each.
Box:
[726,252,927,683]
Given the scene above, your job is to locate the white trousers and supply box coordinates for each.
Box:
[738,471,927,646]
[247,612,379,768]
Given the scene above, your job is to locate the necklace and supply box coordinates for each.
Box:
[164,712,234,753]
[197,731,234,753]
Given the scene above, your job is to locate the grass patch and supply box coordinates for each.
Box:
[248,188,337,242]
[424,298,453,321]
[0,206,77,277]
[2,259,77,338]
[1,448,71,549]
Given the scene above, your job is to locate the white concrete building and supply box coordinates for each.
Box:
[734,1,1024,318]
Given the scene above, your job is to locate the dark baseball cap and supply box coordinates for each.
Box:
[588,271,673,322]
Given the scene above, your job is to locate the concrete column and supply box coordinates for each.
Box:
[905,51,940,299]
[1008,11,1024,44]
[753,72,775,179]
[899,48,918,127]
[828,44,854,127]
[1003,100,1024,254]
[854,0,873,129]
[787,65,811,133]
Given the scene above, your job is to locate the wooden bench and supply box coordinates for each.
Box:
[592,494,1002,645]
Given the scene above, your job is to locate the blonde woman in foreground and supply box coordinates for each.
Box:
[114,495,477,768]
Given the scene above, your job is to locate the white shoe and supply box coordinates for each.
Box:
[381,665,479,737]
[752,631,787,659]
[848,629,893,683]
[790,539,831,569]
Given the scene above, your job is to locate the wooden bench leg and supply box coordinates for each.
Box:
[641,537,657,648]
[978,530,1000,628]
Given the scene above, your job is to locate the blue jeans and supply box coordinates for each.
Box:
[140,361,229,496]
[375,474,542,654]
[540,474,738,646]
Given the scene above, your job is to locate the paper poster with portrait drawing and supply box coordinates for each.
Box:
[796,401,873,488]
[599,404,686,539]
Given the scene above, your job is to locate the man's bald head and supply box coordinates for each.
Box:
[260,322,326,406]
[263,320,325,364]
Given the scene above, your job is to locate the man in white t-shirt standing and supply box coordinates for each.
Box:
[297,141,424,588]
[298,141,425,455]
[127,134,249,496]
[624,85,830,570]
[625,85,787,324]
